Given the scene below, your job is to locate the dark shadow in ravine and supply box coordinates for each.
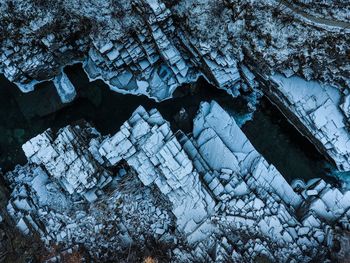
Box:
[0,63,335,185]
[242,97,336,184]
[0,63,247,172]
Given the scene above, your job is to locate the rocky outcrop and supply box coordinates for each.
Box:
[4,101,350,262]
[259,73,350,174]
[21,123,112,201]
[0,0,348,101]
[99,105,216,243]
[6,122,178,261]
[1,0,349,261]
[52,71,77,103]
[0,0,242,101]
[0,0,347,180]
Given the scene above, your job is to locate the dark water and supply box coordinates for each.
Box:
[0,64,248,172]
[0,64,334,183]
[242,97,335,183]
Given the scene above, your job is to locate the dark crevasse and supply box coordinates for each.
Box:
[242,97,336,184]
[0,64,248,172]
[0,63,335,184]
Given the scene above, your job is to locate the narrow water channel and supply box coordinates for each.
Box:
[0,64,249,172]
[242,97,334,183]
[0,64,334,184]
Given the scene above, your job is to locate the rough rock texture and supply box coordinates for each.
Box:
[21,124,112,200]
[0,181,46,263]
[0,0,348,100]
[1,0,349,187]
[4,101,350,262]
[239,62,350,186]
[1,0,350,261]
[290,0,350,22]
[266,74,350,172]
[52,71,77,103]
[5,123,179,261]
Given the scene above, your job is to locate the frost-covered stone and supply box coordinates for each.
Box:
[4,101,350,262]
[268,74,350,172]
[99,106,216,239]
[21,124,111,198]
[1,0,350,261]
[1,0,347,101]
[53,71,77,103]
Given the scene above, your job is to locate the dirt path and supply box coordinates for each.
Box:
[281,0,350,31]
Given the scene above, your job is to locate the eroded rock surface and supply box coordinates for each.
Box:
[0,0,348,100]
[1,0,349,262]
[1,0,349,187]
[267,74,350,173]
[4,101,350,262]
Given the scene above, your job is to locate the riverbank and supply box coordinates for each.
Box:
[0,64,334,184]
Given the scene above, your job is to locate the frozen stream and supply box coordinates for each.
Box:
[0,64,334,183]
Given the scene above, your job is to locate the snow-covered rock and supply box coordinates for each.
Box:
[1,0,348,100]
[4,101,350,262]
[21,124,111,199]
[53,71,77,103]
[268,74,350,172]
[99,105,216,240]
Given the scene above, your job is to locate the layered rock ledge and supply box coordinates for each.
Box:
[239,60,350,186]
[1,0,349,187]
[0,0,348,100]
[268,74,350,172]
[2,101,350,262]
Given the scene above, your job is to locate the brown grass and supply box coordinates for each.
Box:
[144,256,158,263]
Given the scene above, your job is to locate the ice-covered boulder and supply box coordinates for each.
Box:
[53,71,77,103]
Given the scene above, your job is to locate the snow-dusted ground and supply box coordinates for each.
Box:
[0,0,348,99]
[280,0,350,32]
[3,101,350,262]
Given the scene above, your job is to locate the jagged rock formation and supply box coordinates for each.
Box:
[5,122,179,261]
[1,0,349,183]
[1,0,350,261]
[239,63,350,183]
[1,0,349,186]
[21,124,112,201]
[4,101,350,262]
[0,0,348,100]
[267,74,350,172]
[0,0,242,100]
